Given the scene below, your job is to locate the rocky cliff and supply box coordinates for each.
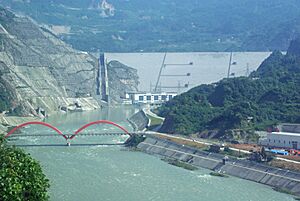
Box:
[0,7,101,118]
[107,60,139,103]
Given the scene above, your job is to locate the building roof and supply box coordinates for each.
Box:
[126,91,177,95]
[270,132,300,137]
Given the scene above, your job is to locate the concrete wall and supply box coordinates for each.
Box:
[261,132,300,149]
[138,136,300,196]
[128,110,149,131]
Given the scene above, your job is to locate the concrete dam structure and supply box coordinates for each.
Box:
[138,136,300,196]
[128,110,149,131]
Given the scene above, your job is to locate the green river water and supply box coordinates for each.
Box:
[8,106,295,201]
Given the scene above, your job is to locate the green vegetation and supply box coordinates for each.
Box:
[158,39,300,140]
[162,158,198,171]
[0,78,13,113]
[146,114,164,130]
[209,172,229,178]
[0,135,50,201]
[1,0,300,52]
[146,114,163,126]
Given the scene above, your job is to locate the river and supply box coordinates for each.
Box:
[8,106,295,201]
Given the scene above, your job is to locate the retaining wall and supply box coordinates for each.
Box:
[128,110,149,131]
[138,136,300,196]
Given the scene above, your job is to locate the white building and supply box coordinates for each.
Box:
[125,92,177,105]
[260,132,300,150]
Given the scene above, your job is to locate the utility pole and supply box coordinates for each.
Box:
[154,53,193,93]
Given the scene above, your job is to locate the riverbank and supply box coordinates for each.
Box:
[0,115,39,134]
[138,136,300,197]
[0,96,107,133]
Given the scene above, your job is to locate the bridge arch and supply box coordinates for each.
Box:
[5,121,67,140]
[70,120,131,140]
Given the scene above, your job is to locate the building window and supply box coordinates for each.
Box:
[284,141,286,144]
[274,140,275,143]
[279,140,281,143]
[146,96,151,101]
[162,95,167,100]
[139,96,144,101]
[169,95,173,100]
[269,139,270,142]
[154,95,159,101]
[289,141,291,144]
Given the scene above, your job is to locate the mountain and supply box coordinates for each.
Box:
[157,39,300,141]
[0,7,138,120]
[1,0,300,52]
[0,6,100,116]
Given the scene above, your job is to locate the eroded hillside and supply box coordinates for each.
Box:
[0,7,101,117]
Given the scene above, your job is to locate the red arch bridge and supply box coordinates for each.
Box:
[5,120,141,147]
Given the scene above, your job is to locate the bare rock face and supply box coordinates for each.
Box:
[90,0,115,17]
[100,0,115,17]
[0,7,100,116]
[107,60,139,103]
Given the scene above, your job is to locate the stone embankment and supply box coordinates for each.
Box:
[138,136,300,196]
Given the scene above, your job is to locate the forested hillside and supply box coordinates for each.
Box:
[1,0,300,52]
[158,39,300,140]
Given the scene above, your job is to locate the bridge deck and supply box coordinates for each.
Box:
[8,133,131,138]
[14,143,126,147]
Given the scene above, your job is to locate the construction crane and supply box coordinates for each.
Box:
[154,53,193,93]
[227,52,237,78]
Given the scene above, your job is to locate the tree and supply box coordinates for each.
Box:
[0,135,50,201]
